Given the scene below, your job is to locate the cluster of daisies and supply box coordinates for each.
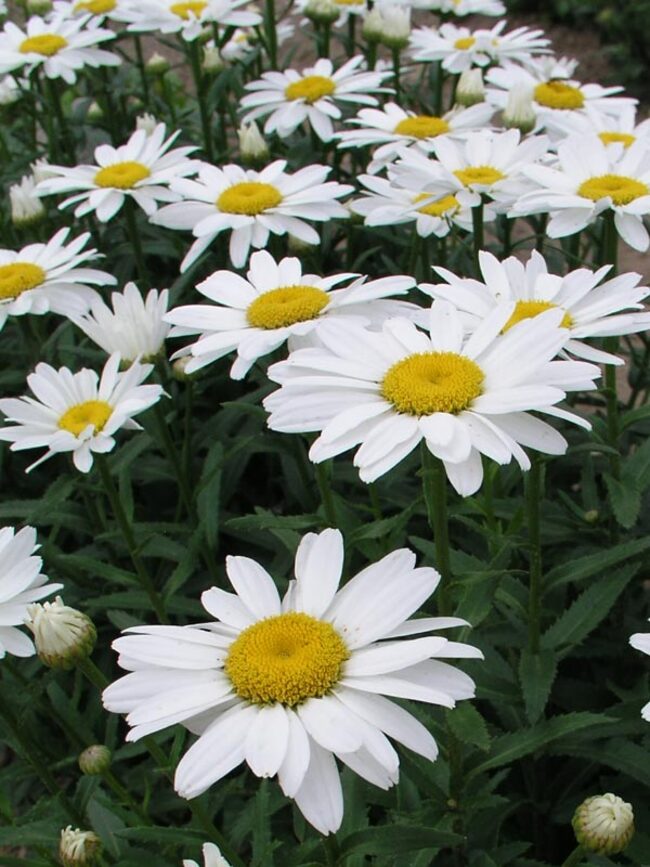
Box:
[0,0,649,857]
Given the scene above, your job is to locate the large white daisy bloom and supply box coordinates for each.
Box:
[120,0,260,41]
[36,124,199,223]
[164,250,417,378]
[103,528,481,834]
[51,0,137,23]
[424,250,650,365]
[72,282,170,363]
[264,302,600,495]
[629,624,650,722]
[184,843,231,867]
[240,57,391,143]
[0,354,164,473]
[152,160,352,271]
[409,22,498,73]
[513,135,650,251]
[336,102,495,174]
[0,526,62,659]
[0,228,116,332]
[0,14,119,84]
[543,105,650,153]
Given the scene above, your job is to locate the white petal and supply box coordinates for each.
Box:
[293,529,344,617]
[225,556,282,619]
[245,703,290,778]
[293,739,343,835]
[278,709,311,797]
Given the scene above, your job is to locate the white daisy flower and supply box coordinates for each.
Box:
[0,14,119,84]
[423,250,650,365]
[120,0,261,41]
[408,0,505,16]
[103,527,481,834]
[0,526,62,659]
[629,624,650,721]
[0,228,115,332]
[51,0,137,23]
[264,302,600,496]
[220,20,294,61]
[0,354,164,473]
[543,104,650,152]
[36,123,199,222]
[484,21,551,69]
[336,102,495,174]
[72,282,170,363]
[164,250,417,378]
[513,135,650,252]
[409,23,492,73]
[152,160,353,271]
[391,128,549,212]
[240,57,391,143]
[184,843,231,867]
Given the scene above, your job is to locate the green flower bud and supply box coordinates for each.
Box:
[26,597,96,670]
[59,827,102,867]
[572,793,634,855]
[78,745,112,776]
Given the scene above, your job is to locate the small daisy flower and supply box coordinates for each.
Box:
[36,123,199,222]
[51,0,136,23]
[72,282,170,363]
[164,250,416,378]
[513,135,650,251]
[544,104,650,152]
[0,525,62,659]
[424,250,650,365]
[629,623,650,722]
[152,160,353,270]
[0,14,119,84]
[0,354,164,473]
[221,20,294,62]
[264,302,600,496]
[184,843,231,867]
[409,0,505,16]
[121,0,261,41]
[336,102,495,174]
[0,228,116,332]
[240,57,391,143]
[103,528,481,834]
[409,23,492,73]
[484,21,551,69]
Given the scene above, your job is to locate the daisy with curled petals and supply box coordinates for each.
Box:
[0,525,62,659]
[513,135,650,251]
[264,301,600,495]
[0,354,164,473]
[336,102,494,174]
[36,124,199,222]
[120,0,260,41]
[0,14,119,84]
[424,250,650,365]
[239,57,391,143]
[629,623,650,721]
[164,250,417,378]
[184,843,231,867]
[103,527,481,834]
[152,161,352,270]
[0,228,116,332]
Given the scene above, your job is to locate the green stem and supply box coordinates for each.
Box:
[315,461,338,527]
[471,199,484,277]
[526,457,543,654]
[95,455,168,623]
[264,0,278,68]
[188,40,214,162]
[366,40,377,71]
[560,846,586,867]
[346,15,356,57]
[45,76,74,162]
[190,800,247,867]
[392,47,401,104]
[433,61,444,115]
[133,36,150,106]
[322,834,340,866]
[420,444,452,616]
[152,400,195,518]
[124,198,149,285]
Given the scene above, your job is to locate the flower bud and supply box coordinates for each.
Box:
[362,8,384,43]
[304,0,339,25]
[583,509,599,524]
[87,101,104,122]
[503,84,536,134]
[26,597,96,669]
[27,0,53,13]
[172,356,195,381]
[202,44,224,74]
[59,827,102,867]
[456,68,485,107]
[0,75,20,107]
[146,52,170,75]
[10,176,46,228]
[378,5,411,50]
[238,121,269,166]
[136,112,158,135]
[78,745,112,776]
[572,793,634,855]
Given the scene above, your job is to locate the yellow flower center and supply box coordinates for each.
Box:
[502,300,573,332]
[285,75,336,104]
[393,115,450,139]
[19,34,68,56]
[0,262,46,301]
[217,182,283,215]
[599,131,636,149]
[454,36,476,50]
[454,165,505,187]
[73,0,116,13]
[94,161,151,190]
[534,80,585,110]
[246,285,330,330]
[414,193,459,217]
[58,400,112,437]
[224,612,349,706]
[381,351,484,416]
[577,174,649,206]
[170,0,207,19]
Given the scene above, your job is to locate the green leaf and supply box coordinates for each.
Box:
[518,650,558,724]
[544,536,650,588]
[197,441,224,550]
[447,703,490,751]
[339,826,464,857]
[550,737,650,788]
[116,826,205,844]
[603,473,641,528]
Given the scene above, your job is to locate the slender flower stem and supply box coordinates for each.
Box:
[471,199,484,277]
[264,0,278,68]
[95,454,168,623]
[420,444,452,616]
[133,36,150,106]
[526,457,543,654]
[152,400,195,518]
[315,461,338,527]
[45,76,74,162]
[188,40,214,162]
[346,15,356,56]
[123,198,150,285]
[322,834,340,866]
[560,846,586,867]
[432,61,444,115]
[392,47,402,104]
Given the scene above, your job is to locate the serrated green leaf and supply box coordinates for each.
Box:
[544,537,650,588]
[197,441,224,550]
[518,650,557,724]
[447,703,490,751]
[603,473,641,528]
[339,826,464,857]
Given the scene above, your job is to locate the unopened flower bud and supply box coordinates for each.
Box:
[27,0,53,14]
[456,68,485,107]
[87,101,103,122]
[31,158,55,183]
[583,509,599,524]
[26,597,96,669]
[202,44,224,74]
[572,793,634,855]
[362,8,384,43]
[503,84,536,134]
[304,0,339,25]
[146,52,169,75]
[78,745,112,776]
[0,75,19,107]
[136,112,158,135]
[238,121,269,166]
[59,827,102,867]
[172,356,194,380]
[378,5,411,50]
[10,176,46,228]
